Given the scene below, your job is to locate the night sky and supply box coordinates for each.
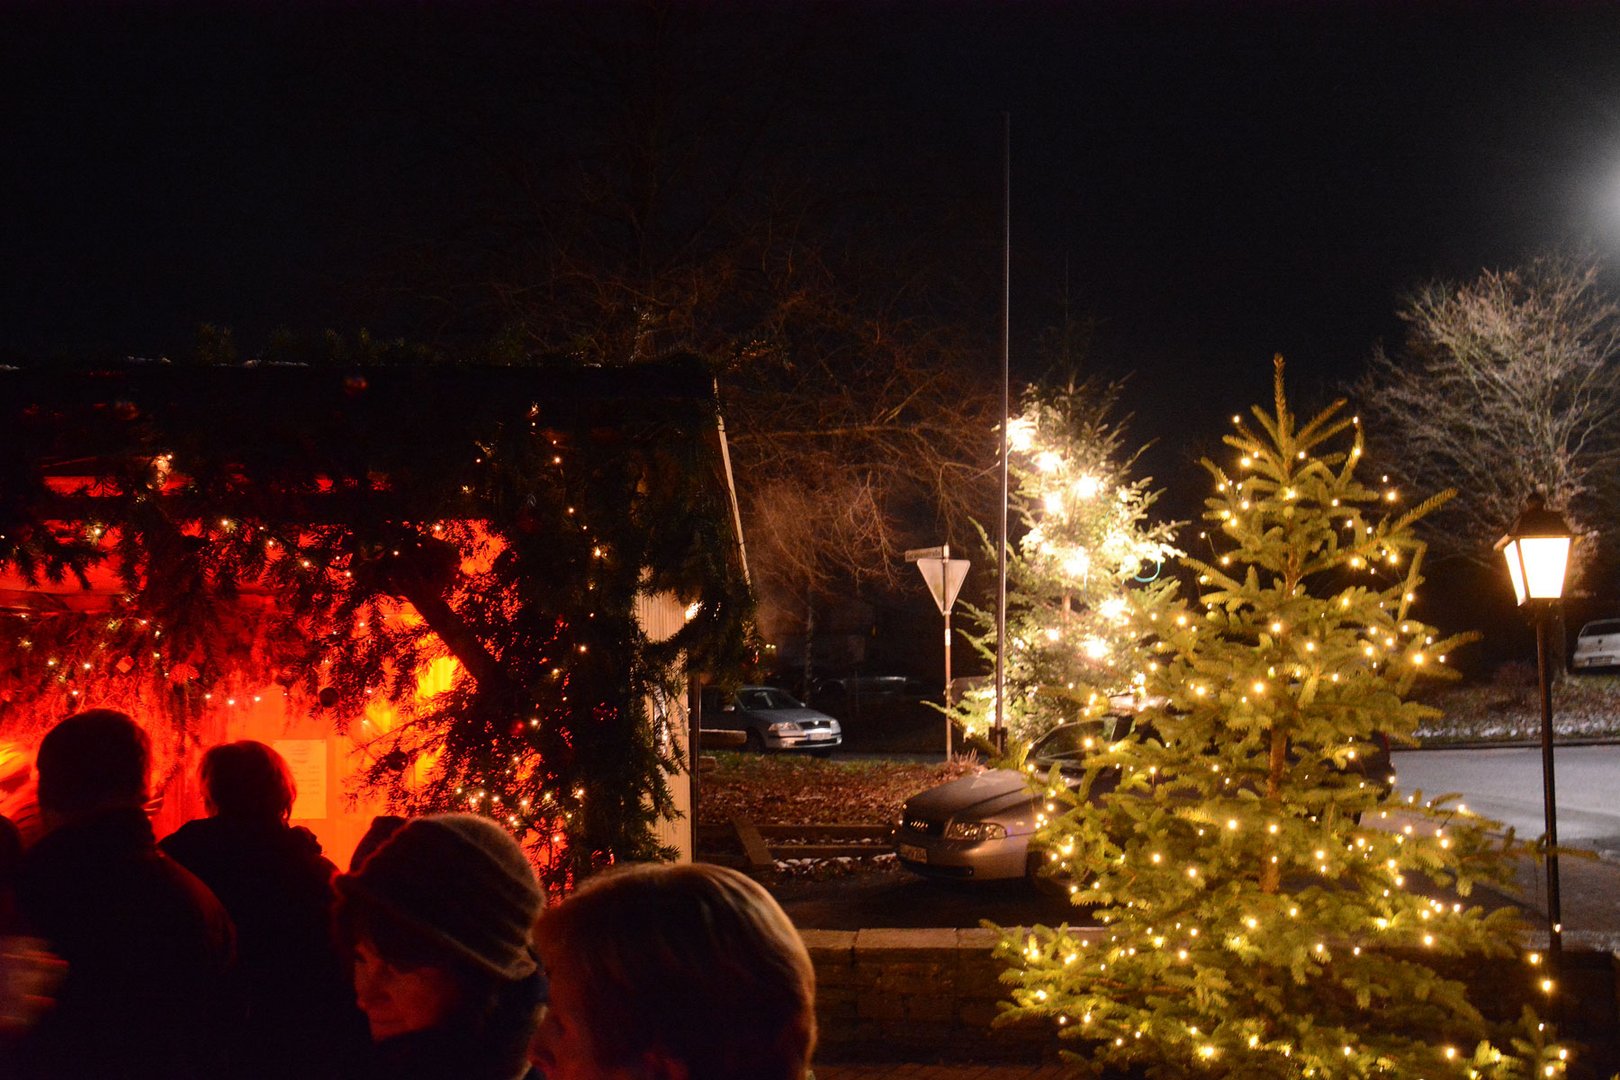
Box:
[7,2,1620,496]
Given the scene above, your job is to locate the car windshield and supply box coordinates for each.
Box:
[1580,620,1620,637]
[1031,714,1134,765]
[738,689,802,710]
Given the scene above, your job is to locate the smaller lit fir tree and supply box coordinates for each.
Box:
[999,360,1567,1078]
[958,377,1179,746]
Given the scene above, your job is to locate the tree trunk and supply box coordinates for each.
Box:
[1260,725,1288,895]
[390,572,516,701]
[801,595,815,700]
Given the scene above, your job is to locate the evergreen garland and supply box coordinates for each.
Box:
[0,354,751,892]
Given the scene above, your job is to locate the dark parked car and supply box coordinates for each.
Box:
[700,686,843,753]
[808,674,928,717]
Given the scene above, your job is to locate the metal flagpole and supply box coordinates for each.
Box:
[943,543,953,760]
[994,111,1010,755]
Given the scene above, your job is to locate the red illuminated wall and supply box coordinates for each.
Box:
[0,568,446,866]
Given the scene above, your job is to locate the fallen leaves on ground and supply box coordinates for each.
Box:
[697,753,981,826]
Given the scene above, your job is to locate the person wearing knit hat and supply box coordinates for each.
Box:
[334,813,547,1080]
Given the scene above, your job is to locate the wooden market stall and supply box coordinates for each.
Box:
[0,358,749,877]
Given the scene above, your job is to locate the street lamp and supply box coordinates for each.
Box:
[1495,493,1574,1004]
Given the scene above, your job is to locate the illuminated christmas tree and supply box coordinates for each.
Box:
[1000,360,1567,1078]
[958,376,1178,746]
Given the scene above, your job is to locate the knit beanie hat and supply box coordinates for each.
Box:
[338,813,544,980]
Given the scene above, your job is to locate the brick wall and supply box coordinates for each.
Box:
[801,927,1620,1070]
[803,928,1082,1064]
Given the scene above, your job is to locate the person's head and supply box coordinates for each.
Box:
[531,862,816,1080]
[350,814,408,872]
[333,813,546,1054]
[199,740,296,822]
[35,709,150,823]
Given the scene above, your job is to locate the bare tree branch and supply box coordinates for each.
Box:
[1354,254,1620,573]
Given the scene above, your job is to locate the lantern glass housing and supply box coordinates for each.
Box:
[1496,498,1573,606]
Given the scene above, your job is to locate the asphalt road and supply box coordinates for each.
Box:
[1391,745,1620,857]
[772,745,1620,944]
[1388,744,1620,952]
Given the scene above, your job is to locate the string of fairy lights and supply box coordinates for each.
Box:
[1,387,736,891]
[993,371,1571,1077]
[961,393,1179,744]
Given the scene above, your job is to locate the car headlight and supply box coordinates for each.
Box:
[767,721,803,734]
[944,820,1007,842]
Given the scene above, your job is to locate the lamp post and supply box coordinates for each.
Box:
[1495,493,1574,1006]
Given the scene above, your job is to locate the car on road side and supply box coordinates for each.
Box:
[1572,619,1620,673]
[807,674,928,718]
[701,686,843,754]
[893,713,1138,886]
[893,713,1395,887]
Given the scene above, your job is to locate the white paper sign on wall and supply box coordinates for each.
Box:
[273,739,329,820]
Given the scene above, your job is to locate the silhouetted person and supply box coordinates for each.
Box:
[13,708,237,1080]
[350,813,408,872]
[162,740,367,1079]
[333,813,547,1080]
[531,861,817,1080]
[0,812,21,931]
[0,811,66,1048]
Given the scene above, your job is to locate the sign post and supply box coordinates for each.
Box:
[906,545,970,758]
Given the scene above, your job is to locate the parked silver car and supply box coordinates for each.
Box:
[894,713,1395,885]
[893,714,1136,884]
[701,685,843,753]
[1572,619,1620,672]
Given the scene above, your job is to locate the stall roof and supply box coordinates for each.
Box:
[0,357,722,472]
[0,354,749,585]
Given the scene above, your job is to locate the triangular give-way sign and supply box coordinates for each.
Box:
[911,554,969,615]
